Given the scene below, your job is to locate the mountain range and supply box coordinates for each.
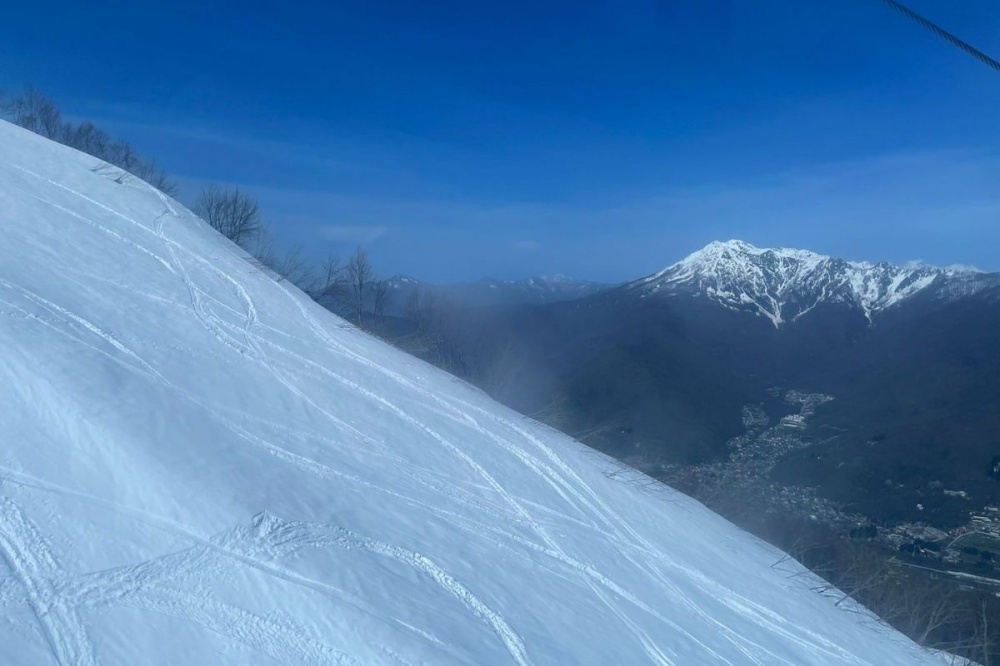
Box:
[383,273,611,313]
[631,239,998,326]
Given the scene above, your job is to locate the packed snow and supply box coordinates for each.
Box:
[0,121,948,664]
[634,239,985,326]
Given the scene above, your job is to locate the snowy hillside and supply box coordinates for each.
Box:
[0,120,945,665]
[631,239,994,326]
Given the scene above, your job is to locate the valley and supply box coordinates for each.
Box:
[376,242,1000,659]
[654,387,1000,587]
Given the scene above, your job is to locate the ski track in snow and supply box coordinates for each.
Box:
[121,586,359,666]
[0,278,166,383]
[144,186,401,462]
[27,177,396,464]
[29,194,175,273]
[0,497,96,666]
[0,471,534,666]
[0,485,521,666]
[245,514,530,666]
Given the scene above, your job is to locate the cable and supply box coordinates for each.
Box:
[880,0,1000,72]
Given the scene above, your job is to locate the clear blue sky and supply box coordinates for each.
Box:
[3,0,999,282]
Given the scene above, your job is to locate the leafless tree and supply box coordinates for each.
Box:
[967,597,999,666]
[528,393,577,432]
[831,548,894,608]
[130,158,177,196]
[270,246,315,288]
[64,122,110,155]
[195,185,263,246]
[2,86,176,194]
[346,247,373,325]
[3,87,62,139]
[407,288,429,333]
[373,279,390,324]
[107,140,140,171]
[313,253,346,301]
[885,578,965,646]
[241,226,318,293]
[407,286,451,336]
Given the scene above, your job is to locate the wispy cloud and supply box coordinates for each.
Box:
[318,224,389,245]
[513,240,541,252]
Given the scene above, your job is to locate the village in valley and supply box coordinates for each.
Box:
[646,387,1000,586]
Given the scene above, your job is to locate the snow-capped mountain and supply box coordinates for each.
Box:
[630,240,997,326]
[0,120,949,665]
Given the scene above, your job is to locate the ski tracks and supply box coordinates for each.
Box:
[0,489,438,665]
[145,185,399,463]
[278,288,678,665]
[246,513,530,666]
[0,278,169,386]
[0,487,521,666]
[29,194,175,273]
[0,497,96,666]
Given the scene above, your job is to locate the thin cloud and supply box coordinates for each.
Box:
[319,225,389,244]
[514,240,542,252]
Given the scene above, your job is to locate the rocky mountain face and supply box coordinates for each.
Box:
[628,240,999,326]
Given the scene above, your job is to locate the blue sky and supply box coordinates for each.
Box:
[3,0,999,282]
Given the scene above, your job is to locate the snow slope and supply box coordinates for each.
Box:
[632,239,988,326]
[0,121,943,665]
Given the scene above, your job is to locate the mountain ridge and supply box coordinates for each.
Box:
[626,239,997,326]
[384,273,611,312]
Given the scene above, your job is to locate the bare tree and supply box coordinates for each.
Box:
[528,393,577,432]
[2,86,176,194]
[407,287,429,333]
[887,578,965,646]
[107,139,140,171]
[64,122,112,157]
[373,279,390,324]
[968,597,999,666]
[4,87,62,139]
[346,247,373,325]
[245,226,278,271]
[240,225,318,292]
[313,253,346,301]
[195,185,263,246]
[270,245,312,286]
[130,158,177,196]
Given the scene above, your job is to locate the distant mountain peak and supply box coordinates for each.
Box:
[386,274,423,286]
[379,273,611,314]
[633,240,987,327]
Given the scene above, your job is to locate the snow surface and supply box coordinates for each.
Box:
[0,121,947,664]
[634,239,979,326]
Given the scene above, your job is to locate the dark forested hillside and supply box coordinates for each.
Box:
[394,264,1000,529]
